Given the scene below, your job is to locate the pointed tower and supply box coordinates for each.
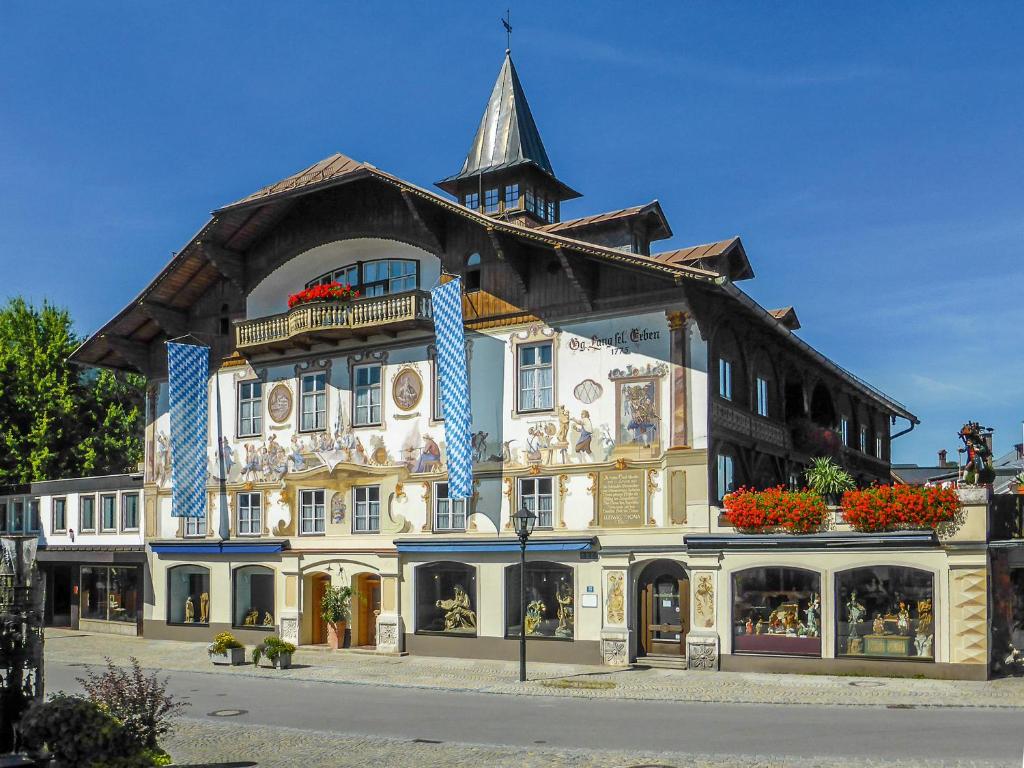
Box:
[437,51,580,226]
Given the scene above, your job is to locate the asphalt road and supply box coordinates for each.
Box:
[47,660,1024,765]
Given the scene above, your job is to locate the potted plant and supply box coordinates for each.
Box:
[321,584,352,650]
[804,456,855,506]
[207,631,245,666]
[252,635,297,669]
[288,281,359,309]
[1013,471,1024,495]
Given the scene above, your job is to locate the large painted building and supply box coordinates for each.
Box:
[69,52,993,678]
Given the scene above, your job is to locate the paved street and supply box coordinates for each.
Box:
[43,630,1024,767]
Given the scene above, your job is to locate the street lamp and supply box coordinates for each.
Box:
[511,504,537,682]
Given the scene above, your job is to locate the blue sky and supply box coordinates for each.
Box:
[1,2,1021,465]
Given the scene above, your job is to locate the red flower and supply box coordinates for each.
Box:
[840,485,959,532]
[723,486,829,534]
[287,281,358,309]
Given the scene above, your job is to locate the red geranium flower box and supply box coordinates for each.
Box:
[723,486,829,534]
[287,282,359,309]
[840,485,960,532]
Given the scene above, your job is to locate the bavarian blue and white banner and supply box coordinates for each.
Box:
[431,278,473,499]
[167,342,209,518]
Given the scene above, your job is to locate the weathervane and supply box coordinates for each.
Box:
[502,9,512,52]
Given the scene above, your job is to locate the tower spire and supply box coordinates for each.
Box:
[502,9,512,53]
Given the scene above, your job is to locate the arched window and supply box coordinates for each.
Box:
[232,565,275,629]
[415,562,477,636]
[505,562,574,640]
[836,566,933,661]
[305,259,419,296]
[219,303,230,336]
[465,253,482,292]
[168,565,211,626]
[732,567,821,657]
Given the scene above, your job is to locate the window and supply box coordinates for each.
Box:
[233,565,275,629]
[464,252,482,293]
[80,496,96,533]
[415,561,477,635]
[718,359,733,400]
[121,493,139,531]
[306,264,358,289]
[363,259,417,297]
[28,500,40,532]
[717,454,735,502]
[876,436,884,459]
[52,498,67,532]
[300,373,327,432]
[433,482,466,531]
[353,486,380,533]
[484,187,500,213]
[168,565,210,625]
[840,417,850,446]
[100,495,117,532]
[0,502,6,534]
[859,425,868,453]
[506,562,574,639]
[237,492,262,536]
[504,183,520,209]
[80,566,140,624]
[519,477,554,529]
[432,356,445,421]
[299,489,325,535]
[836,566,934,661]
[237,381,263,437]
[184,511,207,538]
[546,200,556,223]
[353,364,382,426]
[10,500,24,533]
[518,342,553,412]
[756,376,769,417]
[464,191,479,211]
[733,568,821,657]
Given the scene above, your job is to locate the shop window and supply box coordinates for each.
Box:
[505,562,574,640]
[80,496,96,533]
[80,566,139,624]
[168,565,210,626]
[300,373,327,432]
[433,482,466,531]
[518,477,553,529]
[237,380,263,437]
[732,567,821,657]
[415,561,477,635]
[100,494,117,532]
[52,498,67,532]
[237,492,262,536]
[836,566,934,661]
[233,565,275,629]
[517,342,553,412]
[121,493,140,531]
[353,364,382,426]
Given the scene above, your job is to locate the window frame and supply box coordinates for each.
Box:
[166,564,211,627]
[0,501,7,534]
[431,355,445,422]
[237,379,263,438]
[464,191,479,211]
[504,561,575,641]
[237,491,262,537]
[353,362,383,427]
[120,493,140,532]
[516,341,554,414]
[299,372,328,433]
[859,425,868,453]
[504,183,520,210]
[298,489,326,536]
[840,417,850,447]
[79,494,96,534]
[433,482,467,532]
[876,435,884,459]
[716,453,735,503]
[28,499,40,533]
[414,561,478,636]
[353,485,381,534]
[51,497,67,533]
[731,566,822,657]
[231,565,276,631]
[755,376,769,417]
[518,476,554,529]
[718,358,733,401]
[184,509,207,538]
[100,494,117,533]
[484,186,500,213]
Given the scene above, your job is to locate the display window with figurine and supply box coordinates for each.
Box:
[731,567,821,656]
[835,566,934,660]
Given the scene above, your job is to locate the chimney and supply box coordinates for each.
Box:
[1016,443,1023,461]
[938,449,947,466]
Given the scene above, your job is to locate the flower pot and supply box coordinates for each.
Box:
[210,647,245,666]
[276,651,293,669]
[327,621,347,650]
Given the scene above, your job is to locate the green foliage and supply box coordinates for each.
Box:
[208,631,244,654]
[77,656,187,751]
[252,635,297,666]
[804,456,856,497]
[321,584,353,625]
[19,693,153,767]
[0,297,144,484]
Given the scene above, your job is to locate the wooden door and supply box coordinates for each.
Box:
[644,576,688,656]
[357,576,382,647]
[311,575,328,644]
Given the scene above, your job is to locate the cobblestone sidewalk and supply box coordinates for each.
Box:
[162,718,1005,768]
[44,628,1024,709]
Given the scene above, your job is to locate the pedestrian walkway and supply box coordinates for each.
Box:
[44,628,1024,709]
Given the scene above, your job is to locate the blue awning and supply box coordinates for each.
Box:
[395,537,595,554]
[151,541,285,555]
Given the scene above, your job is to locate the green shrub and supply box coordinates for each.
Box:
[252,635,297,666]
[804,456,855,498]
[321,585,352,626]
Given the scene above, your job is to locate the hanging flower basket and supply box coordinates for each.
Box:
[288,282,360,309]
[722,486,829,534]
[840,485,960,532]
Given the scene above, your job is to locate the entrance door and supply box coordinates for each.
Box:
[50,565,72,627]
[356,574,382,647]
[637,561,689,657]
[311,574,330,644]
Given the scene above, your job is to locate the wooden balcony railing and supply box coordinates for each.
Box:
[235,290,433,352]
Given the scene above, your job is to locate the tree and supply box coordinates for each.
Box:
[0,297,144,484]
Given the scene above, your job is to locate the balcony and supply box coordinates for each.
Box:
[235,290,433,354]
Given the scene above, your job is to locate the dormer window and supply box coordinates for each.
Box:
[484,187,500,213]
[504,184,520,210]
[305,259,419,297]
[464,191,479,211]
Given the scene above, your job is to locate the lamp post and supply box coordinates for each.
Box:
[511,504,537,682]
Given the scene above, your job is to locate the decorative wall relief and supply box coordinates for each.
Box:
[646,469,660,526]
[154,431,171,487]
[694,574,715,628]
[280,614,299,645]
[268,383,293,424]
[573,379,602,404]
[605,571,625,626]
[687,635,719,671]
[391,366,423,412]
[602,639,628,666]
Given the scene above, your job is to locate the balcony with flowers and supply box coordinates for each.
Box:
[235,281,434,354]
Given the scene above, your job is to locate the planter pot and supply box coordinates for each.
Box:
[209,647,246,666]
[257,651,293,669]
[327,621,348,650]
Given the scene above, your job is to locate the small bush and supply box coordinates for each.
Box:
[77,657,187,751]
[20,693,146,767]
[208,631,244,654]
[252,635,297,666]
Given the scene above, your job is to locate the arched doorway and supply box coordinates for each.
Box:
[636,560,689,657]
[310,573,330,645]
[353,572,382,648]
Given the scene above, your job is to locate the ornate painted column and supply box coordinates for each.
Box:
[666,311,690,449]
[601,567,629,665]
